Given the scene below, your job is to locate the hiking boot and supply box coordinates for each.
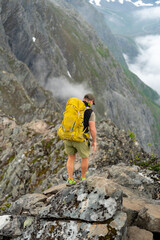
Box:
[80,177,86,181]
[66,178,76,186]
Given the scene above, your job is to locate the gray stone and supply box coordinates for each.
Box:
[14,212,127,240]
[9,193,47,215]
[40,177,123,222]
[0,215,22,237]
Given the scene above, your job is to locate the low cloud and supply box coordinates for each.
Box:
[133,7,160,20]
[124,35,160,95]
[45,76,91,100]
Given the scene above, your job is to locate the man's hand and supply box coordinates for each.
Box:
[92,141,97,151]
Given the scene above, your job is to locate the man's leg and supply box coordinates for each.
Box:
[81,157,89,178]
[67,154,76,179]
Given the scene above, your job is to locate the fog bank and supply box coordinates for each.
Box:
[125,35,160,95]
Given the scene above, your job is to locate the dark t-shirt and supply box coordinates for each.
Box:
[83,101,93,133]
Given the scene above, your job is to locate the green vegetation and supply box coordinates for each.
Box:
[0,203,11,213]
[8,154,15,163]
[128,130,136,142]
[96,47,110,59]
[127,132,160,173]
[133,151,160,174]
[149,164,160,173]
[136,161,160,174]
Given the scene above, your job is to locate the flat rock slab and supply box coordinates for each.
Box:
[123,197,146,211]
[40,177,123,222]
[43,183,66,195]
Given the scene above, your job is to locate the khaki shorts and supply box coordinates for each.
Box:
[64,140,90,158]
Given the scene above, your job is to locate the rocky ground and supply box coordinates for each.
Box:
[0,112,160,239]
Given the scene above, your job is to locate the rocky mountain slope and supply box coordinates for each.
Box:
[0,113,159,239]
[0,3,61,124]
[65,0,127,67]
[1,0,160,154]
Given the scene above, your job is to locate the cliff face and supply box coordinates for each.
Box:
[0,0,160,153]
[0,2,62,124]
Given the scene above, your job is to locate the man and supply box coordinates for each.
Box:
[64,93,97,185]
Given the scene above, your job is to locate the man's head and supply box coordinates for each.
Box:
[83,93,95,106]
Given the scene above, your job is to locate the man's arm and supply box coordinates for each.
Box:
[89,121,97,151]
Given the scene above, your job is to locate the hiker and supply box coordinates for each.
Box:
[64,93,97,185]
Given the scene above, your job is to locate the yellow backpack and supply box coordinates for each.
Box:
[57,98,90,142]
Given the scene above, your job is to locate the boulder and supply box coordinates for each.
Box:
[39,177,123,222]
[0,177,127,239]
[2,212,126,240]
[135,205,160,233]
[0,215,22,237]
[127,226,153,240]
[26,212,127,240]
[123,197,145,226]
